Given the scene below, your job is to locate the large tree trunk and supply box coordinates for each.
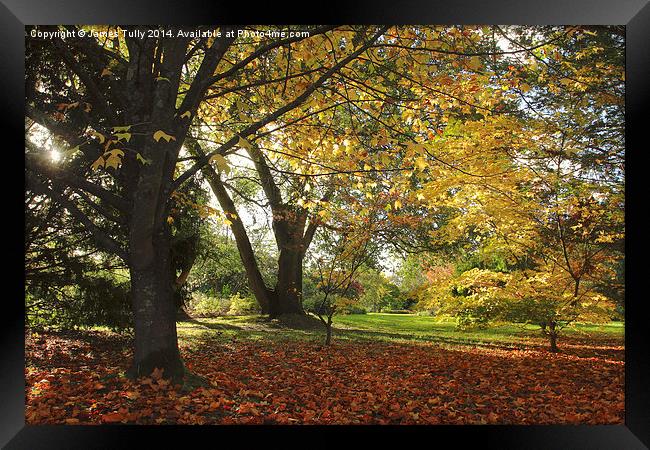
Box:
[269,215,306,318]
[127,228,184,381]
[194,155,274,314]
[270,244,305,317]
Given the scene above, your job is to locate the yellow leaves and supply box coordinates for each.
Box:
[394,199,403,209]
[467,56,482,71]
[153,130,176,143]
[91,156,104,171]
[179,111,192,119]
[560,78,573,87]
[104,149,124,170]
[112,125,131,133]
[414,157,428,172]
[167,216,175,224]
[520,83,531,93]
[91,149,125,171]
[88,130,106,144]
[155,76,171,83]
[104,149,124,159]
[114,132,131,142]
[209,154,230,174]
[237,135,253,151]
[406,142,427,157]
[100,68,113,77]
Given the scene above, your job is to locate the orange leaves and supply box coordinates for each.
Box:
[101,412,125,423]
[25,330,624,426]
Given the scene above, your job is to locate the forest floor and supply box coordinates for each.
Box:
[25,314,624,425]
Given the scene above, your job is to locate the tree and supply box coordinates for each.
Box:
[306,226,376,345]
[184,25,537,318]
[25,24,364,379]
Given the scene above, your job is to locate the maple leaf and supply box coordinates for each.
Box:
[237,135,253,150]
[88,130,106,144]
[113,133,132,142]
[136,153,152,165]
[153,130,176,143]
[209,154,230,174]
[91,156,105,171]
[112,125,132,133]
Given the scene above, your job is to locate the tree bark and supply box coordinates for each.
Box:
[193,151,274,314]
[127,228,184,381]
[548,321,559,353]
[270,216,306,318]
[325,322,332,345]
[271,246,305,317]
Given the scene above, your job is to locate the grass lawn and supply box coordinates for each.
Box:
[176,313,624,353]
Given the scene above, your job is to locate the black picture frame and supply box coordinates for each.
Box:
[5,1,649,448]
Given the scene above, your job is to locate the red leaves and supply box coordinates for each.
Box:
[25,330,624,425]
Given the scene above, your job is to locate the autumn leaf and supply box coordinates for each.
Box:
[153,130,176,143]
[88,130,106,144]
[114,133,132,142]
[467,56,482,71]
[209,154,230,174]
[112,125,132,133]
[91,156,105,171]
[179,111,192,119]
[100,68,113,77]
[101,412,124,423]
[237,135,253,150]
[104,154,122,170]
[104,149,125,159]
[136,153,152,165]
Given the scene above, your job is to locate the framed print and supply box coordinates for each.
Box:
[4,0,649,448]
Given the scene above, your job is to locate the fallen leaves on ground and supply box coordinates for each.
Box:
[25,330,624,425]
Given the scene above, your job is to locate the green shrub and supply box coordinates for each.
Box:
[26,276,133,332]
[188,292,229,317]
[227,293,260,315]
[339,305,367,315]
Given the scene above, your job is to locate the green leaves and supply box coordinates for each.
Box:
[114,133,132,143]
[136,153,152,165]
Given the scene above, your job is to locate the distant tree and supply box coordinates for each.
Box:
[306,228,376,345]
